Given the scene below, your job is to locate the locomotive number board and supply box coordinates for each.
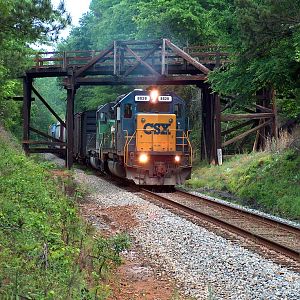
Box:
[135,95,150,101]
[158,96,172,102]
[134,95,172,102]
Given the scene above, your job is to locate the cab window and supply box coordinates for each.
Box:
[124,104,132,118]
[137,102,169,113]
[99,112,106,124]
[174,104,182,118]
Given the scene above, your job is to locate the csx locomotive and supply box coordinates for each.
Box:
[54,89,192,185]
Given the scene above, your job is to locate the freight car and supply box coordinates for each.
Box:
[74,110,97,163]
[72,89,192,186]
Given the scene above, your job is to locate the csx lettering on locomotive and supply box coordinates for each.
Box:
[143,123,171,135]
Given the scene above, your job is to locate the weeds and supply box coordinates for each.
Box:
[264,130,297,153]
[0,136,130,299]
[186,149,300,220]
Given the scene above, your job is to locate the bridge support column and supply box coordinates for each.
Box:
[253,87,277,151]
[201,84,222,165]
[22,76,32,154]
[66,79,76,169]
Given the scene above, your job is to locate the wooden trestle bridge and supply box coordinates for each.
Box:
[22,39,277,168]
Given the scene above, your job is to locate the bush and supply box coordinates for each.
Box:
[0,136,130,299]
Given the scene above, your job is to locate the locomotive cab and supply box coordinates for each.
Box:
[94,89,192,185]
[121,90,192,185]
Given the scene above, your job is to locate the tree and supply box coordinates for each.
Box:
[0,0,70,135]
[59,0,300,123]
[209,0,300,109]
[135,0,211,45]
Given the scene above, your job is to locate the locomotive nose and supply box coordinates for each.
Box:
[136,113,176,152]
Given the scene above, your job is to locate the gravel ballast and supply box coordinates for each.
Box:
[71,169,300,300]
[42,154,300,300]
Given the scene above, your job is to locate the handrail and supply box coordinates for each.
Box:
[30,41,229,70]
[124,130,137,166]
[185,130,193,166]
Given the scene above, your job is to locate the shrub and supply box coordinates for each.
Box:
[0,137,130,299]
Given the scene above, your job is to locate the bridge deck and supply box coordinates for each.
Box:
[26,40,228,85]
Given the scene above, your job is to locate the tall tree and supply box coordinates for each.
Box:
[0,0,70,135]
[209,0,300,110]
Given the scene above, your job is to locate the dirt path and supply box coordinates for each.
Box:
[78,192,186,300]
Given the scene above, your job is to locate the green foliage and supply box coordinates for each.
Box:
[187,151,300,220]
[58,0,300,122]
[74,86,132,112]
[208,0,300,107]
[0,0,71,43]
[0,0,70,134]
[277,90,300,120]
[135,0,210,44]
[0,137,130,299]
[91,234,130,279]
[30,78,66,133]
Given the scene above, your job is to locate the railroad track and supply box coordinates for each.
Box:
[138,188,300,267]
[84,167,300,268]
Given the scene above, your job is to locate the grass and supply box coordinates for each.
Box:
[0,135,130,299]
[186,150,300,221]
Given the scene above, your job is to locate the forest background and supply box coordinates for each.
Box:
[1,0,300,152]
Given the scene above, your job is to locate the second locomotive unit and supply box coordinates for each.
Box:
[73,89,192,186]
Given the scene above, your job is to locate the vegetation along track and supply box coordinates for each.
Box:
[137,188,300,269]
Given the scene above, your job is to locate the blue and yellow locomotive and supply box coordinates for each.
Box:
[74,89,192,186]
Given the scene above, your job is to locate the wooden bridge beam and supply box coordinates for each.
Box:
[22,76,32,154]
[65,77,76,169]
[31,86,66,127]
[200,85,222,165]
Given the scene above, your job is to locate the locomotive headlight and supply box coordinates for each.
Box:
[175,155,181,163]
[150,90,159,102]
[139,153,149,164]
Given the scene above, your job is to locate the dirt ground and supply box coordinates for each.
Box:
[108,250,179,300]
[79,198,186,300]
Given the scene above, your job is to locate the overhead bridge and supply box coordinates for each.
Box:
[27,39,228,84]
[22,39,276,168]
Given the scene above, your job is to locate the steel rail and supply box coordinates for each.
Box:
[175,190,300,235]
[140,188,300,262]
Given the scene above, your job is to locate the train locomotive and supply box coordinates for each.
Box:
[71,89,192,185]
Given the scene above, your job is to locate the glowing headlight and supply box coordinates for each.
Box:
[175,155,181,163]
[150,90,159,102]
[139,153,149,164]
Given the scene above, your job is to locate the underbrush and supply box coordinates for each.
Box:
[0,137,130,299]
[186,150,300,221]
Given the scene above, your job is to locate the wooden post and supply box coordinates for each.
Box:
[271,88,278,139]
[201,84,217,164]
[113,41,118,75]
[201,86,209,161]
[120,46,124,74]
[214,94,222,165]
[66,84,75,169]
[23,76,32,154]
